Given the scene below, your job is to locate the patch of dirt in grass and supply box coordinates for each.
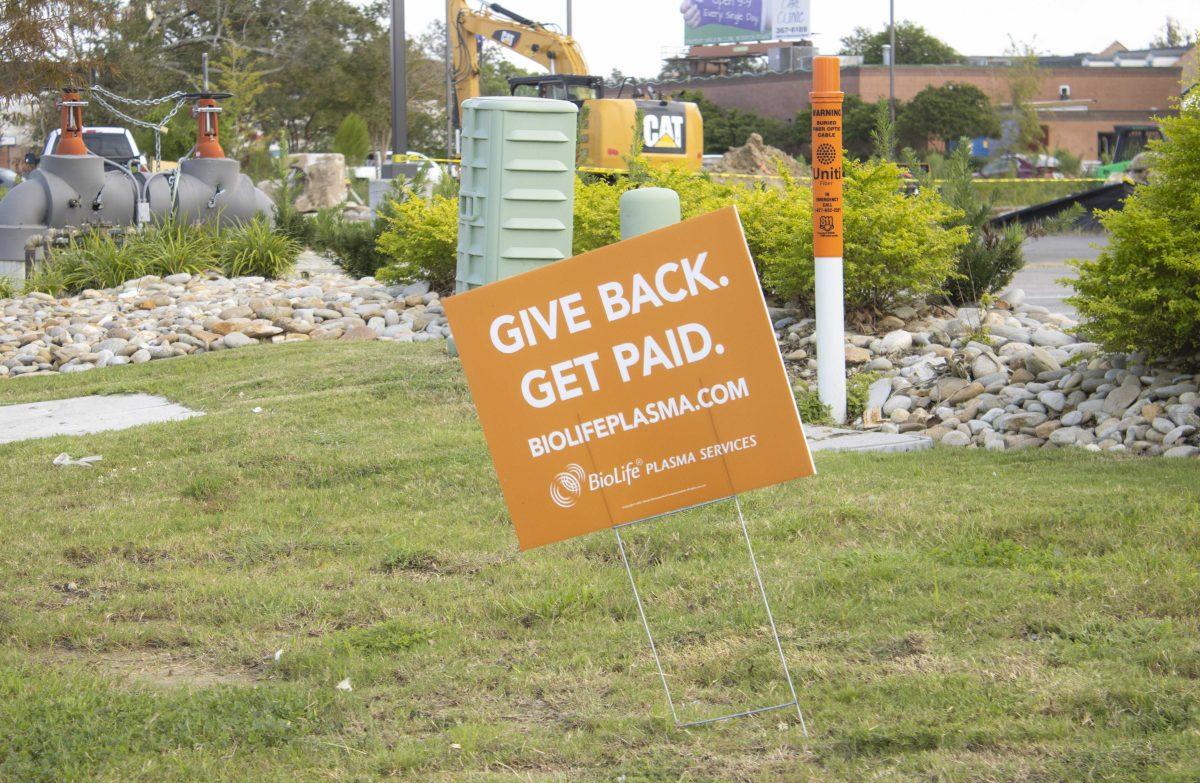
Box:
[374,549,510,580]
[873,631,929,660]
[44,649,258,689]
[62,543,171,567]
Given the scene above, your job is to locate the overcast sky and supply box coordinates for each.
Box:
[402,0,1199,77]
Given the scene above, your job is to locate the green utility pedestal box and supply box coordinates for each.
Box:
[455,96,578,293]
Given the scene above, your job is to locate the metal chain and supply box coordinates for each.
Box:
[90,85,187,106]
[88,86,190,167]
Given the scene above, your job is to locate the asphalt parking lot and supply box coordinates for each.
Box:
[1010,233,1109,315]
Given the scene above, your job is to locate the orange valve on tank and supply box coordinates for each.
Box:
[186,92,232,159]
[810,58,844,259]
[55,88,89,156]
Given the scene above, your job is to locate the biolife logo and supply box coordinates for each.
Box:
[549,463,586,509]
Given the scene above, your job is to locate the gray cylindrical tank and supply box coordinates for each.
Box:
[0,154,138,276]
[147,158,275,226]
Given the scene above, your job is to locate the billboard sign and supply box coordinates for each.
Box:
[681,0,811,46]
[444,207,816,550]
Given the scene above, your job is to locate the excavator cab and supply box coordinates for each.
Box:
[508,75,603,105]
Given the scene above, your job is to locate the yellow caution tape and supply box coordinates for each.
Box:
[394,155,1103,186]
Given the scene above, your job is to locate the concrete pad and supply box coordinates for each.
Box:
[0,394,202,445]
[805,424,932,454]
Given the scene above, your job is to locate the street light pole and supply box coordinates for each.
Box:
[566,0,573,36]
[446,4,454,159]
[388,0,408,175]
[888,0,896,122]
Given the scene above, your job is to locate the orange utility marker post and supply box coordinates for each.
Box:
[810,57,847,423]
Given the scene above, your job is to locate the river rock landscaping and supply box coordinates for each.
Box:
[3,265,1197,460]
[0,270,447,379]
[776,290,1200,458]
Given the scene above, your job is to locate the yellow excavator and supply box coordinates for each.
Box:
[448,0,703,172]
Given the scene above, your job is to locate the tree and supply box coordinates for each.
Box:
[1149,17,1197,48]
[672,90,793,154]
[898,83,999,151]
[409,20,537,156]
[938,140,1025,305]
[839,22,960,65]
[215,41,272,157]
[0,0,111,98]
[1002,41,1045,153]
[89,0,394,152]
[870,100,897,161]
[795,95,895,161]
[1070,95,1200,357]
[333,114,370,166]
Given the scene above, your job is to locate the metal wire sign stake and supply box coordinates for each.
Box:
[611,495,808,733]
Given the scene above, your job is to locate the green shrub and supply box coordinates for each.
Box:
[1032,203,1085,235]
[23,217,298,296]
[846,371,883,422]
[762,158,968,308]
[243,141,276,184]
[50,232,144,291]
[273,187,314,246]
[221,217,300,278]
[376,154,967,307]
[572,163,736,255]
[264,139,315,246]
[938,141,1026,305]
[674,89,798,154]
[128,219,219,277]
[1052,146,1083,177]
[375,191,458,292]
[332,114,371,168]
[572,175,627,254]
[732,176,812,279]
[0,274,16,299]
[793,384,833,425]
[23,260,74,296]
[573,164,808,283]
[1070,96,1200,358]
[313,209,388,278]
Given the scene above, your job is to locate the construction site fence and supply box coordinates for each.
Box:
[391,156,1105,185]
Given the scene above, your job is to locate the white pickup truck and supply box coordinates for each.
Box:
[30,127,148,173]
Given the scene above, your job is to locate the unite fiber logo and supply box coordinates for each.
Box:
[549,464,586,509]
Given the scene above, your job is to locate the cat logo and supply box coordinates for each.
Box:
[492,29,520,48]
[640,105,686,155]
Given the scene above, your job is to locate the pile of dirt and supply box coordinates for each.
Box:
[706,133,808,179]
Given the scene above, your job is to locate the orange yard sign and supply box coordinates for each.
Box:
[444,206,816,550]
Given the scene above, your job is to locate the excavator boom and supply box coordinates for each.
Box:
[448,0,587,113]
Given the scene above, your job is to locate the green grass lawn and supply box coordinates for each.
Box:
[0,342,1197,782]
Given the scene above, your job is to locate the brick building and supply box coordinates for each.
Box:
[654,43,1196,162]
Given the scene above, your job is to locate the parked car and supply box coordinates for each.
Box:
[0,167,18,188]
[28,127,148,173]
[977,153,1062,179]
